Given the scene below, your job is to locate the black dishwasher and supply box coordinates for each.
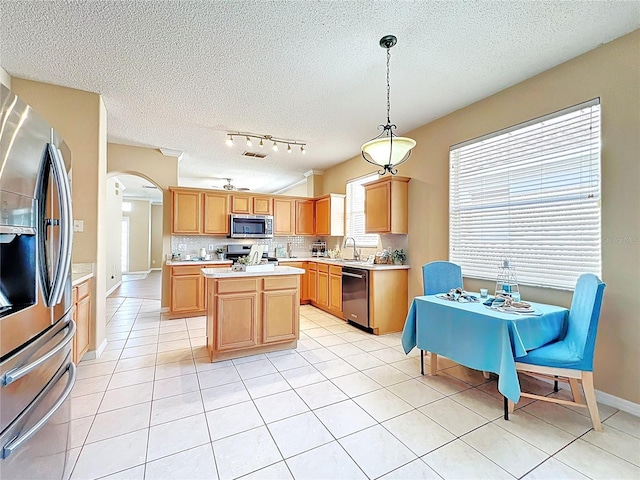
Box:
[342,267,369,329]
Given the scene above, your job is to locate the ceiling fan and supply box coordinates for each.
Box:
[213,178,250,192]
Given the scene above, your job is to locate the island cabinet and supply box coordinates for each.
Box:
[314,194,345,236]
[284,261,308,303]
[368,268,408,335]
[169,264,227,317]
[295,199,315,235]
[205,273,301,362]
[72,278,91,364]
[170,188,228,235]
[273,198,295,235]
[363,176,410,234]
[230,195,273,215]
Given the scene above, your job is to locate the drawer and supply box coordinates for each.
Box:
[263,276,298,291]
[317,264,329,273]
[329,265,342,276]
[308,262,317,271]
[286,262,304,269]
[172,265,204,276]
[216,278,258,294]
[76,279,91,301]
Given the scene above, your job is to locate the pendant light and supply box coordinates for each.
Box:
[361,35,415,175]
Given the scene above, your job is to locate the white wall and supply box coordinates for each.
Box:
[105,177,123,292]
[0,67,10,88]
[150,203,163,269]
[124,199,151,273]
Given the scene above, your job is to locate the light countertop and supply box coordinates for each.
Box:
[167,260,233,266]
[72,272,94,286]
[276,257,410,271]
[201,266,305,278]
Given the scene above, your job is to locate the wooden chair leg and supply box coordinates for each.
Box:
[508,399,515,414]
[582,372,602,432]
[569,377,583,404]
[482,371,490,379]
[430,353,438,375]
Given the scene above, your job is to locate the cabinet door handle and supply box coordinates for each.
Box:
[342,272,364,279]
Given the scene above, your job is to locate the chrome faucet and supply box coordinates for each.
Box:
[344,237,360,261]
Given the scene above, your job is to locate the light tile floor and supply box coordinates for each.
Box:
[66,292,640,479]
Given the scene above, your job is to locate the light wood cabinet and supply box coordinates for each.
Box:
[308,262,317,303]
[171,189,202,234]
[286,261,308,303]
[203,192,229,235]
[230,195,252,214]
[368,269,408,335]
[169,264,227,316]
[329,265,342,316]
[231,195,273,215]
[72,278,91,364]
[295,199,315,235]
[363,176,410,234]
[316,264,329,308]
[314,194,345,236]
[205,274,301,361]
[274,198,295,235]
[253,197,273,215]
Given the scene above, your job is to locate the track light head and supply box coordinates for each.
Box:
[300,145,306,155]
[287,144,292,153]
[225,135,234,147]
[272,141,278,152]
[246,136,252,147]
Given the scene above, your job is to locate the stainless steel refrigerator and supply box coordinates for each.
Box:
[0,84,76,479]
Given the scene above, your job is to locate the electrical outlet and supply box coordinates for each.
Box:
[178,244,187,251]
[208,244,215,251]
[73,220,84,232]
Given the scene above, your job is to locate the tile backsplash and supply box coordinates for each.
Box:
[170,234,409,261]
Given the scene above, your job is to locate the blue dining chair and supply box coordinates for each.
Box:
[421,261,463,375]
[509,273,606,431]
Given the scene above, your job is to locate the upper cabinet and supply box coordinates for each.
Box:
[171,188,228,235]
[295,199,315,235]
[274,198,295,236]
[171,188,202,234]
[230,195,251,214]
[231,195,273,215]
[253,197,273,215]
[364,176,410,234]
[315,194,345,236]
[203,192,229,235]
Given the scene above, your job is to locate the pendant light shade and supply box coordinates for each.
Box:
[361,35,415,175]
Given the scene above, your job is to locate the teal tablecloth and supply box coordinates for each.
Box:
[401,295,568,402]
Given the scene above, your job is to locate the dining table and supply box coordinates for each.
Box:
[401,294,569,419]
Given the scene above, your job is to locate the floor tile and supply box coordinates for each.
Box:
[295,338,323,352]
[493,410,576,455]
[416,373,472,395]
[213,426,282,480]
[549,388,619,421]
[313,358,357,379]
[352,388,413,422]
[390,357,423,377]
[314,334,348,347]
[119,344,157,359]
[69,416,93,449]
[71,374,111,398]
[268,411,334,458]
[147,413,211,462]
[71,429,147,479]
[86,402,151,444]
[442,365,491,386]
[285,441,366,480]
[299,348,339,364]
[235,358,278,379]
[604,410,640,438]
[157,329,190,343]
[521,457,589,479]
[462,422,548,478]
[582,424,640,466]
[422,438,513,479]
[76,361,117,380]
[157,338,192,353]
[206,400,265,440]
[383,410,456,456]
[197,366,241,389]
[451,388,504,420]
[386,379,444,408]
[331,371,382,397]
[254,390,309,423]
[244,372,292,398]
[156,347,193,365]
[419,397,488,436]
[340,424,417,478]
[99,382,154,413]
[554,438,640,479]
[268,351,311,372]
[342,352,386,370]
[153,372,200,399]
[108,366,155,390]
[99,464,145,480]
[522,400,595,436]
[326,343,364,358]
[240,461,292,479]
[362,364,411,386]
[314,399,377,438]
[201,381,251,411]
[125,335,159,348]
[294,380,348,409]
[280,365,326,389]
[379,458,441,479]
[369,347,408,364]
[71,392,104,419]
[151,390,204,425]
[114,354,157,373]
[351,338,387,352]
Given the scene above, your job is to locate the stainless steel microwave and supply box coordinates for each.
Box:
[229,214,274,238]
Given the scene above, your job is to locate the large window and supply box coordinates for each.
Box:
[449,99,601,290]
[345,173,379,247]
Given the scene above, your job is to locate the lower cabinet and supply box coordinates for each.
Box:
[206,275,300,361]
[308,263,317,303]
[170,264,226,316]
[72,278,91,364]
[307,262,343,318]
[285,261,309,303]
[329,266,342,316]
[317,264,329,309]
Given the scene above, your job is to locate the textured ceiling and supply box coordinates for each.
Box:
[1,1,638,193]
[116,174,163,203]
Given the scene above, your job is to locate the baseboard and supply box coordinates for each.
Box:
[161,307,169,313]
[106,281,122,297]
[150,267,161,271]
[596,389,640,417]
[126,269,151,275]
[83,338,108,361]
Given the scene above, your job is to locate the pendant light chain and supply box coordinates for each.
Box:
[386,46,391,126]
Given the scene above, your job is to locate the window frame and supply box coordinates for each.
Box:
[345,172,380,248]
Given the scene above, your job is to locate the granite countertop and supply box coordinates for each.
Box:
[201,266,305,278]
[167,260,233,266]
[276,257,410,271]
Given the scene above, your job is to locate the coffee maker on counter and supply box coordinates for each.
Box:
[311,241,326,257]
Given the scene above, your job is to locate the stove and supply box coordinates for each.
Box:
[225,244,279,264]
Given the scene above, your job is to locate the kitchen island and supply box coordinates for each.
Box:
[201,266,305,362]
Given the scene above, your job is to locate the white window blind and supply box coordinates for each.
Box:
[449,99,601,290]
[346,173,380,247]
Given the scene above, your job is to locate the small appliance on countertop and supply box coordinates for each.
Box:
[311,241,326,257]
[225,244,279,264]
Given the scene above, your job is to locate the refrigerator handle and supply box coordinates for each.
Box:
[1,360,76,459]
[48,144,73,306]
[2,318,76,386]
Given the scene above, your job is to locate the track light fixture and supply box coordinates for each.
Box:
[225,132,306,154]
